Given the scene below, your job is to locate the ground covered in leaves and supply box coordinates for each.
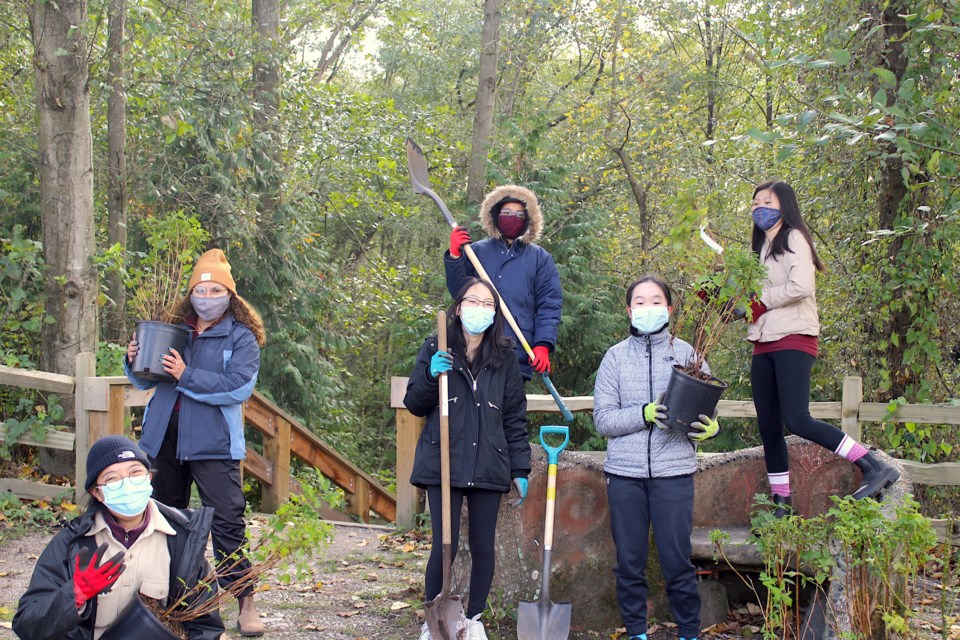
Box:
[0,512,956,639]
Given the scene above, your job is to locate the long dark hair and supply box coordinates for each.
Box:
[625,275,672,337]
[446,278,513,371]
[751,181,825,272]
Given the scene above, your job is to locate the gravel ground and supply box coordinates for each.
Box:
[0,518,955,640]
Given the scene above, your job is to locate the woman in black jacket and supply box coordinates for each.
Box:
[12,436,224,640]
[404,277,531,640]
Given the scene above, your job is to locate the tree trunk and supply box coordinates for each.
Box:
[876,1,913,398]
[105,0,127,341]
[252,0,280,221]
[30,0,97,473]
[466,0,500,205]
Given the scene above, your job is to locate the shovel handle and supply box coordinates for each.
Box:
[539,425,570,466]
[437,311,452,551]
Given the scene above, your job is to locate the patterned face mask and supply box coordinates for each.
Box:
[752,206,783,231]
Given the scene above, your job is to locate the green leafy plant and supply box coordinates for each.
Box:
[100,211,209,324]
[667,211,768,380]
[0,395,64,458]
[716,494,937,639]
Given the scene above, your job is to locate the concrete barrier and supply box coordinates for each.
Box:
[451,436,911,633]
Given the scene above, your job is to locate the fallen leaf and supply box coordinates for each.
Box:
[402,542,416,553]
[390,601,411,610]
[337,610,359,618]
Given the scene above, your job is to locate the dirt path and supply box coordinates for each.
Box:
[1,519,954,639]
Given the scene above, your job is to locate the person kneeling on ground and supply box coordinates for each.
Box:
[12,435,225,640]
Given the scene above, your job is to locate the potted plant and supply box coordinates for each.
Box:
[658,225,768,432]
[122,211,209,382]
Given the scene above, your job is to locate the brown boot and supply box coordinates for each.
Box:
[237,595,266,637]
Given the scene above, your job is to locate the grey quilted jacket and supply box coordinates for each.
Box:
[593,329,710,478]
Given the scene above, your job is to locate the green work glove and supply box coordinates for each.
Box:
[643,394,668,429]
[688,410,720,441]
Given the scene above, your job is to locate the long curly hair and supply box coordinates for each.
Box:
[169,294,267,346]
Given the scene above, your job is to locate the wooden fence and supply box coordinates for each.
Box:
[0,354,396,523]
[392,375,960,544]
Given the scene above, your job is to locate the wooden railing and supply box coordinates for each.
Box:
[392,375,960,543]
[0,354,396,523]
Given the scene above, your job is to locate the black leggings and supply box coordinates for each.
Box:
[751,350,846,475]
[424,486,502,618]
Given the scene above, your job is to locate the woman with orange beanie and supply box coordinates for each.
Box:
[124,248,268,636]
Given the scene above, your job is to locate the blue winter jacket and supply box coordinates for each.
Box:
[123,314,259,461]
[444,238,562,379]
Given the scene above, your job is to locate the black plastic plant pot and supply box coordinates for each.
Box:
[100,596,180,640]
[660,365,728,433]
[131,320,188,383]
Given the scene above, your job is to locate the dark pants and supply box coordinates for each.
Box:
[751,350,846,475]
[425,486,502,618]
[151,412,253,597]
[606,473,700,638]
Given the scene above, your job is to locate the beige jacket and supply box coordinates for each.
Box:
[747,228,820,343]
[85,499,174,639]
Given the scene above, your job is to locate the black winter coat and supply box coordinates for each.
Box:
[403,336,531,491]
[12,502,224,640]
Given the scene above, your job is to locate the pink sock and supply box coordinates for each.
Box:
[768,472,790,497]
[835,435,868,462]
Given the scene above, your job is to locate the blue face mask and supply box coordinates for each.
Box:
[631,306,670,334]
[752,206,783,231]
[460,306,495,336]
[190,294,230,322]
[101,478,153,518]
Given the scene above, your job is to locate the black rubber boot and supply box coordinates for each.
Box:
[852,451,900,500]
[772,494,792,519]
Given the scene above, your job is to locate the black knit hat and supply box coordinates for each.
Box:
[85,435,151,490]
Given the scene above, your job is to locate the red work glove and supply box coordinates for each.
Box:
[530,345,551,374]
[449,226,472,258]
[73,543,126,609]
[748,296,768,322]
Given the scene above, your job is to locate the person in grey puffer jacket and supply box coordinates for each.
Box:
[593,275,721,640]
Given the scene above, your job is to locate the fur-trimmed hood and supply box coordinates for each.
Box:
[480,185,543,244]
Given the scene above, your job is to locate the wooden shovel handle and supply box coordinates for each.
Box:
[437,311,451,549]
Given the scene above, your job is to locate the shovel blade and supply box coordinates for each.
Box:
[516,599,572,640]
[424,594,468,640]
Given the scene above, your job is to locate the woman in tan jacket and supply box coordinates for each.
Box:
[746,180,898,516]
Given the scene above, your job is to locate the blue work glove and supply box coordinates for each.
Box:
[509,477,528,507]
[643,393,668,429]
[429,350,453,379]
[689,410,721,441]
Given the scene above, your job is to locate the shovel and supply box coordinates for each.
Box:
[404,137,574,422]
[517,425,572,640]
[424,310,468,640]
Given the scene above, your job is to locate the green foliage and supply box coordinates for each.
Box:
[105,210,210,323]
[0,226,51,369]
[729,493,937,639]
[0,395,64,459]
[0,491,72,534]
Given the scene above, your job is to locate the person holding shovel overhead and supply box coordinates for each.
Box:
[403,277,532,640]
[12,435,225,640]
[593,275,721,640]
[445,185,562,382]
[123,248,268,637]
